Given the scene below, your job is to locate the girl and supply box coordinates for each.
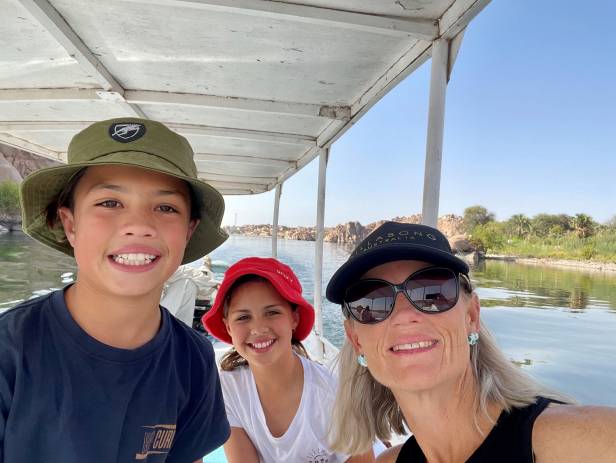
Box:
[203,257,373,463]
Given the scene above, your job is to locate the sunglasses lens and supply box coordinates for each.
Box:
[344,280,395,323]
[406,268,459,312]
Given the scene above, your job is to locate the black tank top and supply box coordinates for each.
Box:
[395,397,554,462]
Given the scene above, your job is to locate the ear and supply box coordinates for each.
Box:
[223,317,231,337]
[186,219,199,241]
[57,207,76,247]
[467,292,481,333]
[291,309,299,331]
[344,319,362,354]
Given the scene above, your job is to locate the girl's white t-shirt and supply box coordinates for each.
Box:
[220,355,348,463]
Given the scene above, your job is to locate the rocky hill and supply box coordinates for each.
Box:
[224,213,470,250]
[0,144,60,231]
[0,144,59,180]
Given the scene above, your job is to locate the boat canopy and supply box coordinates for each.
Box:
[2,0,488,195]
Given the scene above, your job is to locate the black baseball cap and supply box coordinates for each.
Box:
[326,221,469,304]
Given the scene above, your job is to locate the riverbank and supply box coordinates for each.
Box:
[486,254,616,273]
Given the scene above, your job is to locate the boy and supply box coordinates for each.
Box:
[0,118,230,462]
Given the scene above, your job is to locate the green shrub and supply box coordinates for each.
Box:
[0,181,20,215]
[530,213,572,237]
[470,222,505,253]
[463,205,495,233]
[581,244,596,260]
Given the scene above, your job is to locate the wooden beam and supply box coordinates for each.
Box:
[274,118,346,186]
[0,88,100,102]
[0,88,350,120]
[272,183,282,257]
[126,90,350,120]
[16,0,146,117]
[175,124,315,146]
[351,41,431,127]
[219,188,260,195]
[205,180,268,192]
[0,121,90,131]
[421,39,449,228]
[194,153,294,168]
[123,0,438,40]
[439,0,491,40]
[0,134,65,162]
[0,119,316,146]
[198,172,276,184]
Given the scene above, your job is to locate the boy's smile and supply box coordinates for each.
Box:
[109,244,162,272]
[58,165,198,300]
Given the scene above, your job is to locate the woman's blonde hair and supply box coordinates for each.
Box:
[329,283,571,454]
[219,274,309,372]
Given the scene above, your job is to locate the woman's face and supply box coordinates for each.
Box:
[344,260,480,394]
[223,280,299,368]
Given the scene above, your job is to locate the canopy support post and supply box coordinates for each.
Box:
[313,148,328,350]
[272,183,283,257]
[421,39,449,228]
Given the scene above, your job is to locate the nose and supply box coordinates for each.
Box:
[122,208,157,238]
[249,322,269,336]
[248,315,273,336]
[389,291,424,325]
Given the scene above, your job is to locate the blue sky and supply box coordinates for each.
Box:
[222,1,616,227]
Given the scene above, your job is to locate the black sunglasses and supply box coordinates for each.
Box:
[342,267,471,324]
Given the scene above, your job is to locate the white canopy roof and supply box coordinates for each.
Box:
[1,0,489,194]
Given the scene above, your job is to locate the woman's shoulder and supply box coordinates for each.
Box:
[375,445,402,463]
[532,403,616,463]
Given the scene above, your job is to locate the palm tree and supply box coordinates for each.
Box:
[508,214,531,238]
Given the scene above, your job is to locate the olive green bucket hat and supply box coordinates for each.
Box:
[20,117,228,264]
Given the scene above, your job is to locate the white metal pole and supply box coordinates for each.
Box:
[421,39,449,228]
[272,183,282,257]
[314,148,328,341]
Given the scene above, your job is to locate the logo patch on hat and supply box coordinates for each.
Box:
[109,123,146,143]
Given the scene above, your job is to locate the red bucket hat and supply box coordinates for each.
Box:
[202,257,315,344]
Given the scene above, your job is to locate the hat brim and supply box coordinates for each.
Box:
[203,267,315,344]
[20,152,228,264]
[326,242,470,304]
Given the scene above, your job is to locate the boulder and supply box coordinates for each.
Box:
[438,214,466,237]
[0,153,22,183]
[0,144,59,178]
[290,227,315,241]
[449,234,475,253]
[324,221,366,245]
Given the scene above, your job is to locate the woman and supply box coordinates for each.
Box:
[326,221,616,462]
[203,257,373,463]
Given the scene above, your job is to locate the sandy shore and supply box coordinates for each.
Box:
[485,255,616,273]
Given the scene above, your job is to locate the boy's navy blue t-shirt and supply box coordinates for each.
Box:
[0,289,230,462]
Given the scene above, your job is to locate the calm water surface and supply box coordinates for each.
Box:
[2,233,616,405]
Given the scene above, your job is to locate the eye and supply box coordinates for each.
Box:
[157,204,179,213]
[234,314,250,322]
[266,309,282,316]
[96,199,121,208]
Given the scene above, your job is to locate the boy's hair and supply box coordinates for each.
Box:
[219,274,310,371]
[44,168,203,229]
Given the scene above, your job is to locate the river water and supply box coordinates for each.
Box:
[2,233,615,406]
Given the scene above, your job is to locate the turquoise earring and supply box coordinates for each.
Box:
[357,354,368,367]
[468,332,479,346]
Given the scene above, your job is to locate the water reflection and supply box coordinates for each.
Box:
[0,232,75,310]
[471,260,616,311]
